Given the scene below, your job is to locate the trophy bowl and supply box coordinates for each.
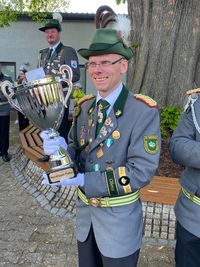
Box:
[1,65,76,183]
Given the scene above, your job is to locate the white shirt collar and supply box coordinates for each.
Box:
[49,41,60,52]
[96,83,123,114]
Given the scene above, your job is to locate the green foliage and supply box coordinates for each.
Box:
[160,106,182,138]
[0,8,18,27]
[116,0,127,4]
[0,0,70,27]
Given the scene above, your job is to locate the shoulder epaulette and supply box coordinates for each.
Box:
[186,88,200,95]
[133,94,157,108]
[39,48,47,53]
[73,94,95,118]
[77,94,95,106]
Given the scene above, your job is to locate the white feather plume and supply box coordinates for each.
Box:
[53,12,63,23]
[111,15,131,47]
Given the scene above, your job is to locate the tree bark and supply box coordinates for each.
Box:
[127,0,200,107]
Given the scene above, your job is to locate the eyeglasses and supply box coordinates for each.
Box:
[85,57,125,69]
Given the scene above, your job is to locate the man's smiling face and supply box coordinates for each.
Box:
[87,54,128,97]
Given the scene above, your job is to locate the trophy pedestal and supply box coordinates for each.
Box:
[46,150,77,184]
[47,166,76,184]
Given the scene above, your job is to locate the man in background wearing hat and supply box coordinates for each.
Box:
[41,26,161,266]
[38,13,80,142]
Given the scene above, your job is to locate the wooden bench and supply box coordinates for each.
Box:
[19,124,181,205]
[140,176,180,205]
[19,124,50,172]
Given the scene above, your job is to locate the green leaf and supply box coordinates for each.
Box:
[160,106,182,138]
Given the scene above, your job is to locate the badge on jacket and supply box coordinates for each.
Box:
[71,60,78,68]
[144,135,159,154]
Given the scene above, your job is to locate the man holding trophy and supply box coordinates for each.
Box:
[40,10,161,267]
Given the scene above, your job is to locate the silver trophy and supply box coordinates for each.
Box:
[1,65,76,183]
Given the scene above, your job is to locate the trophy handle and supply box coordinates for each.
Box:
[1,80,23,113]
[59,65,73,108]
[1,80,15,98]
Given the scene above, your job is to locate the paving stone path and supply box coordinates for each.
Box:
[0,113,176,266]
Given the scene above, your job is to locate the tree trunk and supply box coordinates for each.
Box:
[127,0,200,107]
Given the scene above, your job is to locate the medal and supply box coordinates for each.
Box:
[93,164,100,171]
[88,119,93,127]
[105,117,112,126]
[80,139,85,146]
[112,130,121,140]
[98,111,103,123]
[100,126,107,136]
[105,138,113,147]
[115,110,122,117]
[80,127,88,138]
[96,143,104,158]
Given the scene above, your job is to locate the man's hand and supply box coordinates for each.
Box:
[40,130,68,155]
[42,173,84,187]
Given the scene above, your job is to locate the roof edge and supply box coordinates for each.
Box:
[17,12,95,22]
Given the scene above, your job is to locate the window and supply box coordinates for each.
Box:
[0,62,16,81]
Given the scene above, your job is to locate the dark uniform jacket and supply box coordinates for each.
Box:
[0,73,12,116]
[38,42,80,83]
[169,89,200,238]
[68,86,161,258]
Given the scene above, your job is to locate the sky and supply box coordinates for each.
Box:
[67,0,128,14]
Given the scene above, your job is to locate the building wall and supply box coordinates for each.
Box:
[0,16,126,95]
[0,18,96,94]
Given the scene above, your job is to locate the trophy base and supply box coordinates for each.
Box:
[47,167,76,184]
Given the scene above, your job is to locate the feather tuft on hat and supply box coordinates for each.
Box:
[95,5,117,29]
[95,5,131,48]
[53,12,63,23]
[78,6,134,60]
[113,15,131,48]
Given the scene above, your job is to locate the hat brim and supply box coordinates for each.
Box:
[78,42,134,60]
[39,25,61,32]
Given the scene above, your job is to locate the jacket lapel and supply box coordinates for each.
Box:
[89,86,129,152]
[89,109,118,151]
[51,42,63,61]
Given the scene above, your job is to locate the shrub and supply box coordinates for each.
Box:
[160,106,182,138]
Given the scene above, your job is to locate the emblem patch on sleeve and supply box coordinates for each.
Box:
[144,136,159,154]
[71,60,77,68]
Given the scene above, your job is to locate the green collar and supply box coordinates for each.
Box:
[55,42,63,54]
[87,86,129,117]
[88,98,96,115]
[113,86,129,117]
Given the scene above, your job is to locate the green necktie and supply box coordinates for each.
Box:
[95,99,110,137]
[47,48,53,60]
